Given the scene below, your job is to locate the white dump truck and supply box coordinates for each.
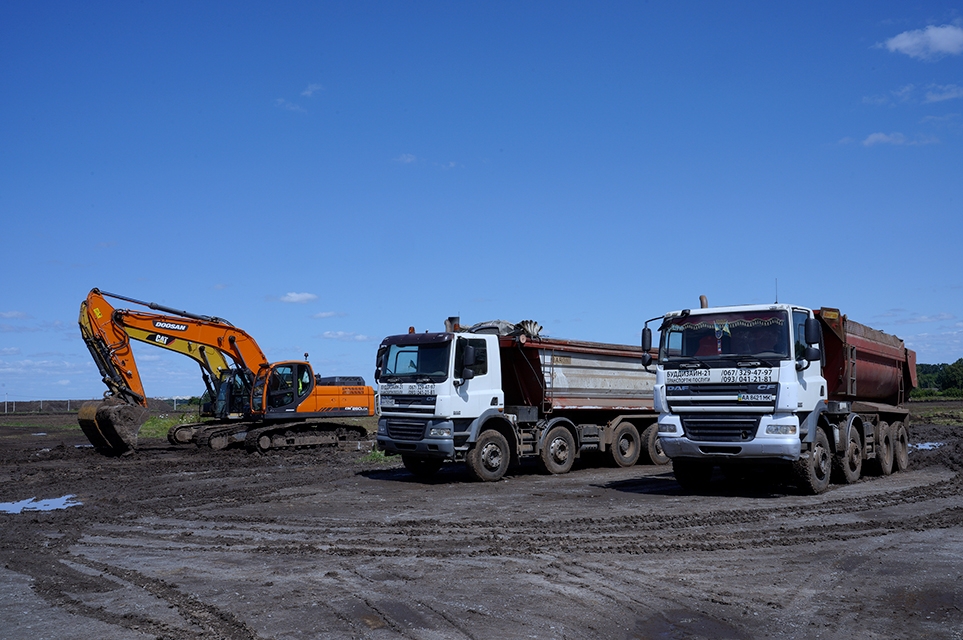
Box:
[641,299,918,494]
[376,319,662,481]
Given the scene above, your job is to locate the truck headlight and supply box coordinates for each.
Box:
[429,427,452,437]
[766,424,797,435]
[377,422,387,435]
[658,423,678,434]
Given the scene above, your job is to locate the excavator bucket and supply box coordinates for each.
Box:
[77,397,149,454]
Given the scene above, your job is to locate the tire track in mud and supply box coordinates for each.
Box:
[1,543,257,639]
[69,465,962,564]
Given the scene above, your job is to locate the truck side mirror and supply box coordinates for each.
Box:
[641,327,653,367]
[805,318,821,345]
[461,368,475,380]
[805,346,820,362]
[462,345,476,367]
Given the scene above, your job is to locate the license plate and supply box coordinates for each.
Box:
[738,393,774,402]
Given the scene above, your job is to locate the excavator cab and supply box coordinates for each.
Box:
[211,368,252,419]
[252,362,315,414]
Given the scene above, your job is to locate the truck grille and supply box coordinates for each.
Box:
[667,383,776,409]
[380,395,437,415]
[385,419,427,441]
[681,415,760,442]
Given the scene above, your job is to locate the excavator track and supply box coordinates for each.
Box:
[244,422,367,454]
[166,422,209,446]
[193,423,254,450]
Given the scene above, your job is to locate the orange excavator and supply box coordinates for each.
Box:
[78,289,374,454]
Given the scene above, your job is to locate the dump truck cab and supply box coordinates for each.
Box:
[651,304,826,462]
[375,331,504,460]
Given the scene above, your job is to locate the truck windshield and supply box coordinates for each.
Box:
[381,341,451,382]
[660,310,791,362]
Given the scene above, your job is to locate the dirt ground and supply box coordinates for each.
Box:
[2,403,963,640]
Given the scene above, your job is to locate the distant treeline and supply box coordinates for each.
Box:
[914,361,963,398]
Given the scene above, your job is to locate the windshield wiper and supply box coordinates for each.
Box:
[736,358,775,368]
[675,358,711,369]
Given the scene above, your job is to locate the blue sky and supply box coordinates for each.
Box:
[1,2,961,402]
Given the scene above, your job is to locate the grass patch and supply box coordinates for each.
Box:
[0,420,81,430]
[360,447,391,464]
[911,407,963,426]
[139,413,205,439]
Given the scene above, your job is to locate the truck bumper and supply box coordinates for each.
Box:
[658,413,801,462]
[376,417,456,459]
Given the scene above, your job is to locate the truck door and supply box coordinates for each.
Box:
[452,336,503,419]
[793,309,824,411]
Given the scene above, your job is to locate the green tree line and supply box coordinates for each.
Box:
[914,361,963,398]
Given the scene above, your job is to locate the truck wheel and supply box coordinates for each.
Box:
[793,428,831,495]
[642,423,670,466]
[672,459,713,491]
[892,421,909,472]
[833,427,862,484]
[608,422,640,468]
[875,422,894,476]
[466,430,510,482]
[539,426,576,475]
[402,455,443,479]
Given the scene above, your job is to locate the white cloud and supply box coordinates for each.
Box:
[0,311,27,319]
[0,347,19,355]
[280,292,318,304]
[395,153,417,163]
[0,324,40,333]
[895,313,955,325]
[301,83,323,97]
[883,24,963,60]
[322,331,370,342]
[863,132,906,146]
[55,380,70,386]
[924,84,963,103]
[313,311,345,319]
[274,98,306,113]
[861,132,939,146]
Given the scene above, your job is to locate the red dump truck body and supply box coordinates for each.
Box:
[815,308,918,407]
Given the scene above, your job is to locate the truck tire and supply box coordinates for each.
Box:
[833,426,863,484]
[892,421,909,472]
[539,425,576,475]
[793,428,832,495]
[402,455,443,479]
[672,459,713,491]
[466,430,510,482]
[875,422,894,476]
[642,423,670,466]
[608,422,641,468]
